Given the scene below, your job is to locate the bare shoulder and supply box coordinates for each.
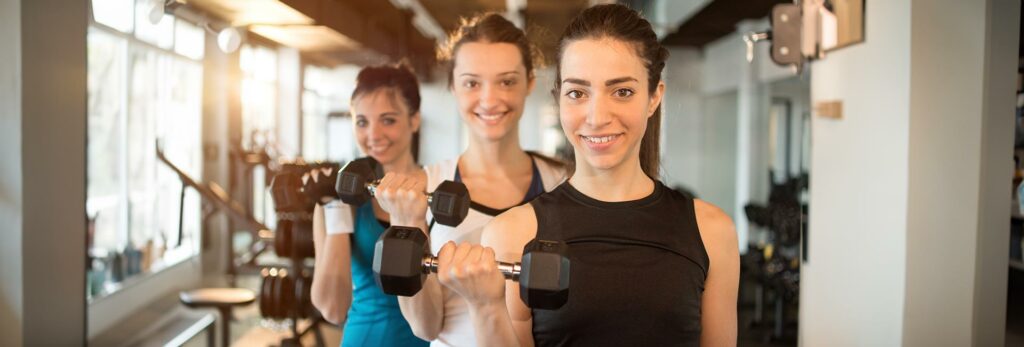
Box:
[693,199,738,250]
[481,204,538,262]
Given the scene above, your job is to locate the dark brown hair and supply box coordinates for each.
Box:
[350,63,422,162]
[555,4,669,179]
[438,13,541,88]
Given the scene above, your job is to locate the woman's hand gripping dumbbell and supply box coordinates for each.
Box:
[335,157,471,226]
[372,226,570,310]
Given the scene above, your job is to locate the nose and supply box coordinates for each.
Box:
[585,94,612,128]
[366,120,384,140]
[479,83,500,111]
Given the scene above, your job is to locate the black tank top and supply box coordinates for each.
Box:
[530,180,709,347]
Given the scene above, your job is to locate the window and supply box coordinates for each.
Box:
[87,0,204,300]
[303,65,358,162]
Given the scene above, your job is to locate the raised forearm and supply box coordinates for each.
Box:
[397,274,445,340]
[311,235,353,325]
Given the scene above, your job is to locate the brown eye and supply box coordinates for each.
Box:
[614,88,635,98]
[565,90,584,100]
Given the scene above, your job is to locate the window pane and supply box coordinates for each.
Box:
[134,0,174,49]
[127,48,160,248]
[240,44,278,150]
[91,0,134,33]
[87,28,127,255]
[174,20,205,60]
[302,90,326,161]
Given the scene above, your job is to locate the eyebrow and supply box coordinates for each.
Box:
[458,71,521,78]
[561,76,639,87]
[354,112,399,119]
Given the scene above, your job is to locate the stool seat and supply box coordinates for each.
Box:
[180,288,256,308]
[179,288,256,347]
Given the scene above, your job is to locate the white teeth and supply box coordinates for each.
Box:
[477,113,504,121]
[582,135,617,144]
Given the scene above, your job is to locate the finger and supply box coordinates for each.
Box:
[436,241,456,282]
[449,242,472,275]
[466,245,484,267]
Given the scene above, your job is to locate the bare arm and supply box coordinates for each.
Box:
[694,200,739,346]
[310,203,354,325]
[395,218,445,340]
[376,172,445,339]
[437,205,537,347]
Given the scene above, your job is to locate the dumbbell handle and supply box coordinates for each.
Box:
[421,256,522,281]
[365,180,439,204]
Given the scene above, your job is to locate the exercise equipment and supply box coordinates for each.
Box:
[372,225,570,309]
[336,157,471,226]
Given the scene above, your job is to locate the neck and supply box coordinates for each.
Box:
[568,153,654,202]
[460,131,532,176]
[380,151,419,175]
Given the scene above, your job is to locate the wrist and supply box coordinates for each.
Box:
[468,297,508,317]
[391,216,427,228]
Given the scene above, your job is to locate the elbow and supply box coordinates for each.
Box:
[407,323,439,342]
[312,295,349,325]
[311,288,349,326]
[398,297,440,341]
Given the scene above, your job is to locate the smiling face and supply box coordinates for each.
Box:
[451,41,534,143]
[558,37,664,173]
[351,88,420,166]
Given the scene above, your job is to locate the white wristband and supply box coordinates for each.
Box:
[322,200,354,235]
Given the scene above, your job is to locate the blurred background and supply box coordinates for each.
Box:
[2,0,1023,346]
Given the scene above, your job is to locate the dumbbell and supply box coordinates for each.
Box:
[372,226,570,310]
[336,157,470,226]
[259,268,317,319]
[334,158,469,226]
[274,219,314,259]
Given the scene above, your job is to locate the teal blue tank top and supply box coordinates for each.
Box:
[341,203,428,347]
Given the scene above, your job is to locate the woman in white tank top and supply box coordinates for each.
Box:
[372,13,567,347]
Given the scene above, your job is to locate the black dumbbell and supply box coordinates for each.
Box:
[336,157,471,226]
[270,171,312,213]
[372,226,570,310]
[260,268,312,320]
[274,219,314,259]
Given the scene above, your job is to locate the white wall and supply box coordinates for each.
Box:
[0,0,23,345]
[803,1,912,344]
[661,48,704,190]
[904,0,1017,345]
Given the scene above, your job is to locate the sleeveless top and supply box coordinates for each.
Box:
[340,203,428,347]
[530,181,709,347]
[422,154,566,347]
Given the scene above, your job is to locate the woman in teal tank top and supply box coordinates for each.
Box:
[309,64,428,347]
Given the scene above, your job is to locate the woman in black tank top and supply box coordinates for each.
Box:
[432,4,739,346]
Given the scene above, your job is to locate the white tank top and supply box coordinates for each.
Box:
[423,155,566,347]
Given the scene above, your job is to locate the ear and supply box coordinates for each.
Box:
[647,81,666,118]
[410,111,422,132]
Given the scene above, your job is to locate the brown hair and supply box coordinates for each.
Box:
[437,13,542,88]
[555,4,668,179]
[350,63,422,162]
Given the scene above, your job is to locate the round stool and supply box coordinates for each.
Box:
[180,288,256,347]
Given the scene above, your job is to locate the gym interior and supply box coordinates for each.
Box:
[1,0,1021,346]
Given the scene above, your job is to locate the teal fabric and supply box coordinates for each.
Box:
[341,203,428,347]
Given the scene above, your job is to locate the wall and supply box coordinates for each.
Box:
[0,0,22,345]
[904,0,1017,345]
[20,0,88,343]
[661,48,704,191]
[803,0,910,344]
[973,1,1019,344]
